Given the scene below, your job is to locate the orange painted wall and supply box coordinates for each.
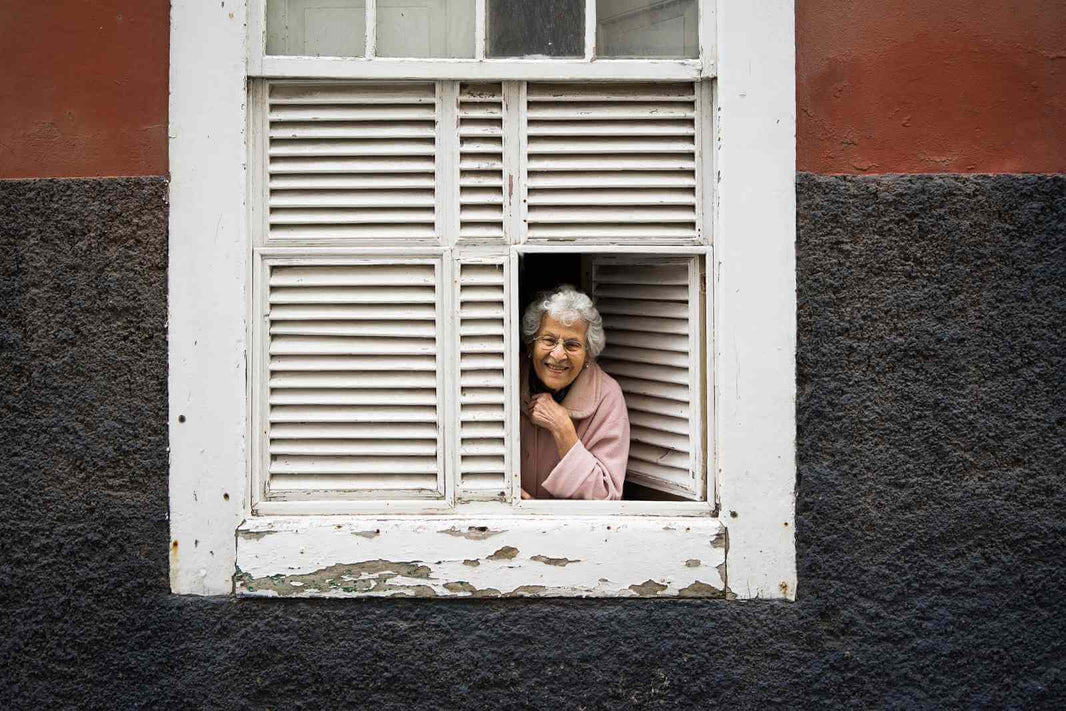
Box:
[797,0,1066,174]
[0,0,169,179]
[1,1,1063,178]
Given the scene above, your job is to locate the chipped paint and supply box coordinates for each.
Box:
[487,546,519,560]
[235,516,727,598]
[531,555,580,567]
[439,526,504,540]
[630,580,669,595]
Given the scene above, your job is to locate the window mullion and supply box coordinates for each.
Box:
[365,0,377,59]
[475,0,486,60]
[585,0,597,60]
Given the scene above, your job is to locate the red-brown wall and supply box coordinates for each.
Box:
[1,0,1063,178]
[0,0,169,179]
[797,0,1066,174]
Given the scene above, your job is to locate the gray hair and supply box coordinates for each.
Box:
[521,285,606,359]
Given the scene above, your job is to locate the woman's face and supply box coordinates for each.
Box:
[530,314,589,392]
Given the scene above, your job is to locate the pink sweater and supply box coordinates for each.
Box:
[520,360,631,500]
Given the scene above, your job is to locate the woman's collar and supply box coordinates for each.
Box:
[520,359,603,420]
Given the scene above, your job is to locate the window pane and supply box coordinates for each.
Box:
[487,0,584,58]
[597,0,698,58]
[266,0,366,57]
[377,0,475,58]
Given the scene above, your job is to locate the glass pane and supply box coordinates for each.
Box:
[487,0,584,58]
[266,0,366,56]
[597,0,698,58]
[377,0,475,58]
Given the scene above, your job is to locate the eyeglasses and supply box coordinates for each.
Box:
[534,335,585,355]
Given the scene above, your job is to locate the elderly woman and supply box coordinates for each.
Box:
[520,285,630,500]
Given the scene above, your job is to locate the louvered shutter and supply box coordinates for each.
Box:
[457,83,506,242]
[524,82,698,243]
[266,81,438,241]
[591,256,705,500]
[454,260,511,500]
[261,258,445,499]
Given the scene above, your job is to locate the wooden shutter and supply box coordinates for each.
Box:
[453,259,510,500]
[261,258,445,499]
[457,83,505,242]
[591,256,705,500]
[524,82,698,243]
[266,81,438,241]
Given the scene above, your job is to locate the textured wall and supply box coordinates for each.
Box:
[797,0,1066,174]
[1,174,1063,707]
[0,0,169,178]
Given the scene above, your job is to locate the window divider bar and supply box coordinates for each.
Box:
[700,0,717,77]
[585,0,597,61]
[515,81,529,244]
[365,0,377,58]
[441,252,456,504]
[475,0,486,60]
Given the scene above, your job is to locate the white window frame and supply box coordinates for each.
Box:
[168,0,796,598]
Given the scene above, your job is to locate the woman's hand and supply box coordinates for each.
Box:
[529,393,579,458]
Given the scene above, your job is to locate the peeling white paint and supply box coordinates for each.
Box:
[236,517,728,598]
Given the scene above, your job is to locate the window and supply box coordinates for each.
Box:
[169,0,796,599]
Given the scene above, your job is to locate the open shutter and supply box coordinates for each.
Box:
[457,83,506,242]
[262,257,445,499]
[266,81,438,241]
[591,256,705,500]
[453,259,511,500]
[524,82,698,243]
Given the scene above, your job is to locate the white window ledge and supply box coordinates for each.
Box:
[236,516,728,598]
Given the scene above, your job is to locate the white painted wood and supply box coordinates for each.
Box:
[453,258,511,500]
[524,82,700,244]
[590,255,704,500]
[259,56,702,80]
[247,0,266,74]
[714,0,796,599]
[457,82,505,243]
[474,0,486,60]
[436,80,459,246]
[169,0,250,595]
[365,0,377,57]
[235,515,727,597]
[585,0,597,60]
[699,0,716,76]
[255,254,447,502]
[265,81,439,243]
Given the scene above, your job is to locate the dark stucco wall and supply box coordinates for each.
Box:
[1,174,1064,708]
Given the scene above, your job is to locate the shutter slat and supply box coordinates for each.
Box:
[267,81,437,241]
[269,371,437,389]
[270,320,436,337]
[269,285,436,304]
[268,472,439,490]
[527,206,696,223]
[270,405,438,423]
[270,138,436,157]
[598,345,689,368]
[271,439,437,456]
[597,359,689,385]
[270,388,438,405]
[270,355,437,371]
[270,422,438,439]
[270,336,438,356]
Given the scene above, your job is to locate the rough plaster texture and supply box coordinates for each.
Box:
[1,175,1064,708]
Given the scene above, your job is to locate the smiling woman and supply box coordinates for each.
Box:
[519,285,631,500]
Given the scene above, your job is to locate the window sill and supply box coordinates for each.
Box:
[235,515,728,598]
